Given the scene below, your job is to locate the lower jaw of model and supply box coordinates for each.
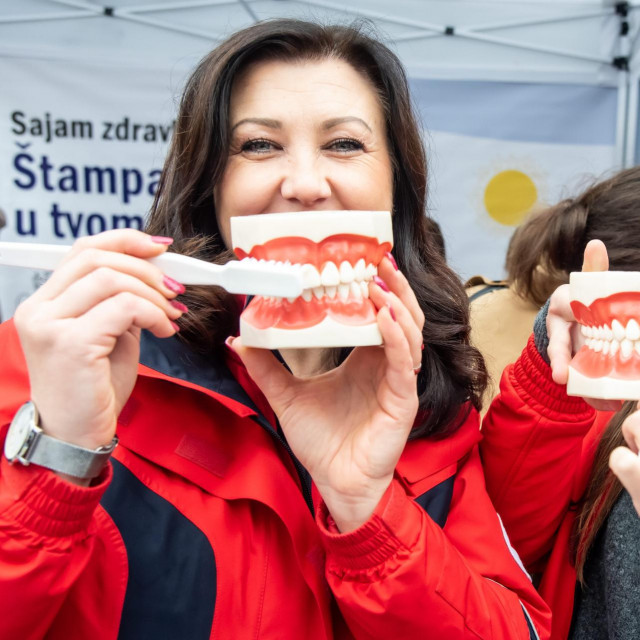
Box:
[568,271,640,399]
[231,210,393,349]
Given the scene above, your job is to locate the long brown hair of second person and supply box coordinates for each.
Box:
[506,166,640,306]
[508,166,640,582]
[144,18,487,439]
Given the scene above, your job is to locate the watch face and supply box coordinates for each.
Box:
[4,402,36,460]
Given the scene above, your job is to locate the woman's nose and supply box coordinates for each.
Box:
[280,156,332,206]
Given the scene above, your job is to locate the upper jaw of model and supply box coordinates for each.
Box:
[231,210,393,349]
[567,271,640,399]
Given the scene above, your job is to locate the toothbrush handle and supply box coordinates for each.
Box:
[0,242,224,286]
[0,242,68,271]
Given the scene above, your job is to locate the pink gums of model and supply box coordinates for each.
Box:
[231,211,393,349]
[568,271,640,400]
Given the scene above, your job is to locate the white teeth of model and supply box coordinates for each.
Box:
[350,281,361,299]
[597,326,604,339]
[593,340,603,353]
[301,264,321,288]
[621,338,633,359]
[354,258,366,281]
[325,285,337,299]
[287,296,297,303]
[320,262,340,287]
[301,289,312,302]
[612,319,626,342]
[339,261,355,284]
[312,286,324,300]
[360,280,369,299]
[602,340,610,355]
[604,324,613,341]
[626,319,640,341]
[338,283,350,301]
[581,325,589,337]
[365,264,377,279]
[610,339,620,356]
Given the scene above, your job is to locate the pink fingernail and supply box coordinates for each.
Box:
[373,276,390,293]
[151,236,174,245]
[386,252,399,271]
[170,300,189,313]
[387,303,397,322]
[163,275,186,294]
[170,321,180,332]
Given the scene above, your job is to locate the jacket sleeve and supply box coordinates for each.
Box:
[480,335,609,574]
[0,319,111,640]
[317,447,551,640]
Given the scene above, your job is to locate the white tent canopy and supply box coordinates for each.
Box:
[1,0,639,316]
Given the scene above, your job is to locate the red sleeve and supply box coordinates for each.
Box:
[0,319,111,639]
[317,448,551,640]
[480,335,609,573]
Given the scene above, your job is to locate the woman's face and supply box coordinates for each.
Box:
[214,57,394,248]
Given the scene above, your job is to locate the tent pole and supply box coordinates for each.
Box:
[624,72,639,167]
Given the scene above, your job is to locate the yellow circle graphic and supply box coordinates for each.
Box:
[483,169,538,226]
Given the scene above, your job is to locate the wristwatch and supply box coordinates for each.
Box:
[4,401,118,479]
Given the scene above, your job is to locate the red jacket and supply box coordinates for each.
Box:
[481,336,613,640]
[0,320,549,639]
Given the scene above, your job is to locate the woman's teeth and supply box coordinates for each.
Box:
[247,258,378,302]
[581,319,640,357]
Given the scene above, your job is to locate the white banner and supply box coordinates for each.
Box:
[0,56,184,320]
[412,78,618,281]
[0,61,620,319]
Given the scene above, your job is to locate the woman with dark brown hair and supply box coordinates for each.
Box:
[481,167,640,640]
[0,19,548,639]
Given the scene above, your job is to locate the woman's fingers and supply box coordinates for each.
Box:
[546,284,577,385]
[621,403,640,453]
[581,239,609,272]
[370,263,424,370]
[377,256,425,332]
[62,229,172,264]
[33,246,181,304]
[610,446,640,516]
[78,291,180,341]
[229,338,298,412]
[47,266,184,321]
[375,303,419,407]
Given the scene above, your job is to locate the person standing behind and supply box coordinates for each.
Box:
[481,166,640,640]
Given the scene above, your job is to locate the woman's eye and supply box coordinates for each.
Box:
[241,139,277,154]
[327,138,365,153]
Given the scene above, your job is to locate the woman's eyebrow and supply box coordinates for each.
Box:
[322,117,372,132]
[231,117,281,132]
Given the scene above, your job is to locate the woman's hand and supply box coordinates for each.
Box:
[546,239,622,411]
[231,256,423,532]
[610,402,640,516]
[13,230,186,462]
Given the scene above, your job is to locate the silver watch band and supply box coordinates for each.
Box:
[28,432,118,479]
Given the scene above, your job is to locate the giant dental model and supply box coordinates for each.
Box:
[568,271,640,399]
[231,210,393,349]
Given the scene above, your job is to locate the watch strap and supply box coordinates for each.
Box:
[28,432,118,479]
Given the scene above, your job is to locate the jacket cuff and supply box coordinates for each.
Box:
[317,479,421,573]
[512,335,593,418]
[0,456,111,538]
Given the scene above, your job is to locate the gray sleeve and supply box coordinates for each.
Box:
[533,299,551,365]
[604,490,640,639]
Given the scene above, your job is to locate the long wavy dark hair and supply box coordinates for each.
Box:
[145,19,487,438]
